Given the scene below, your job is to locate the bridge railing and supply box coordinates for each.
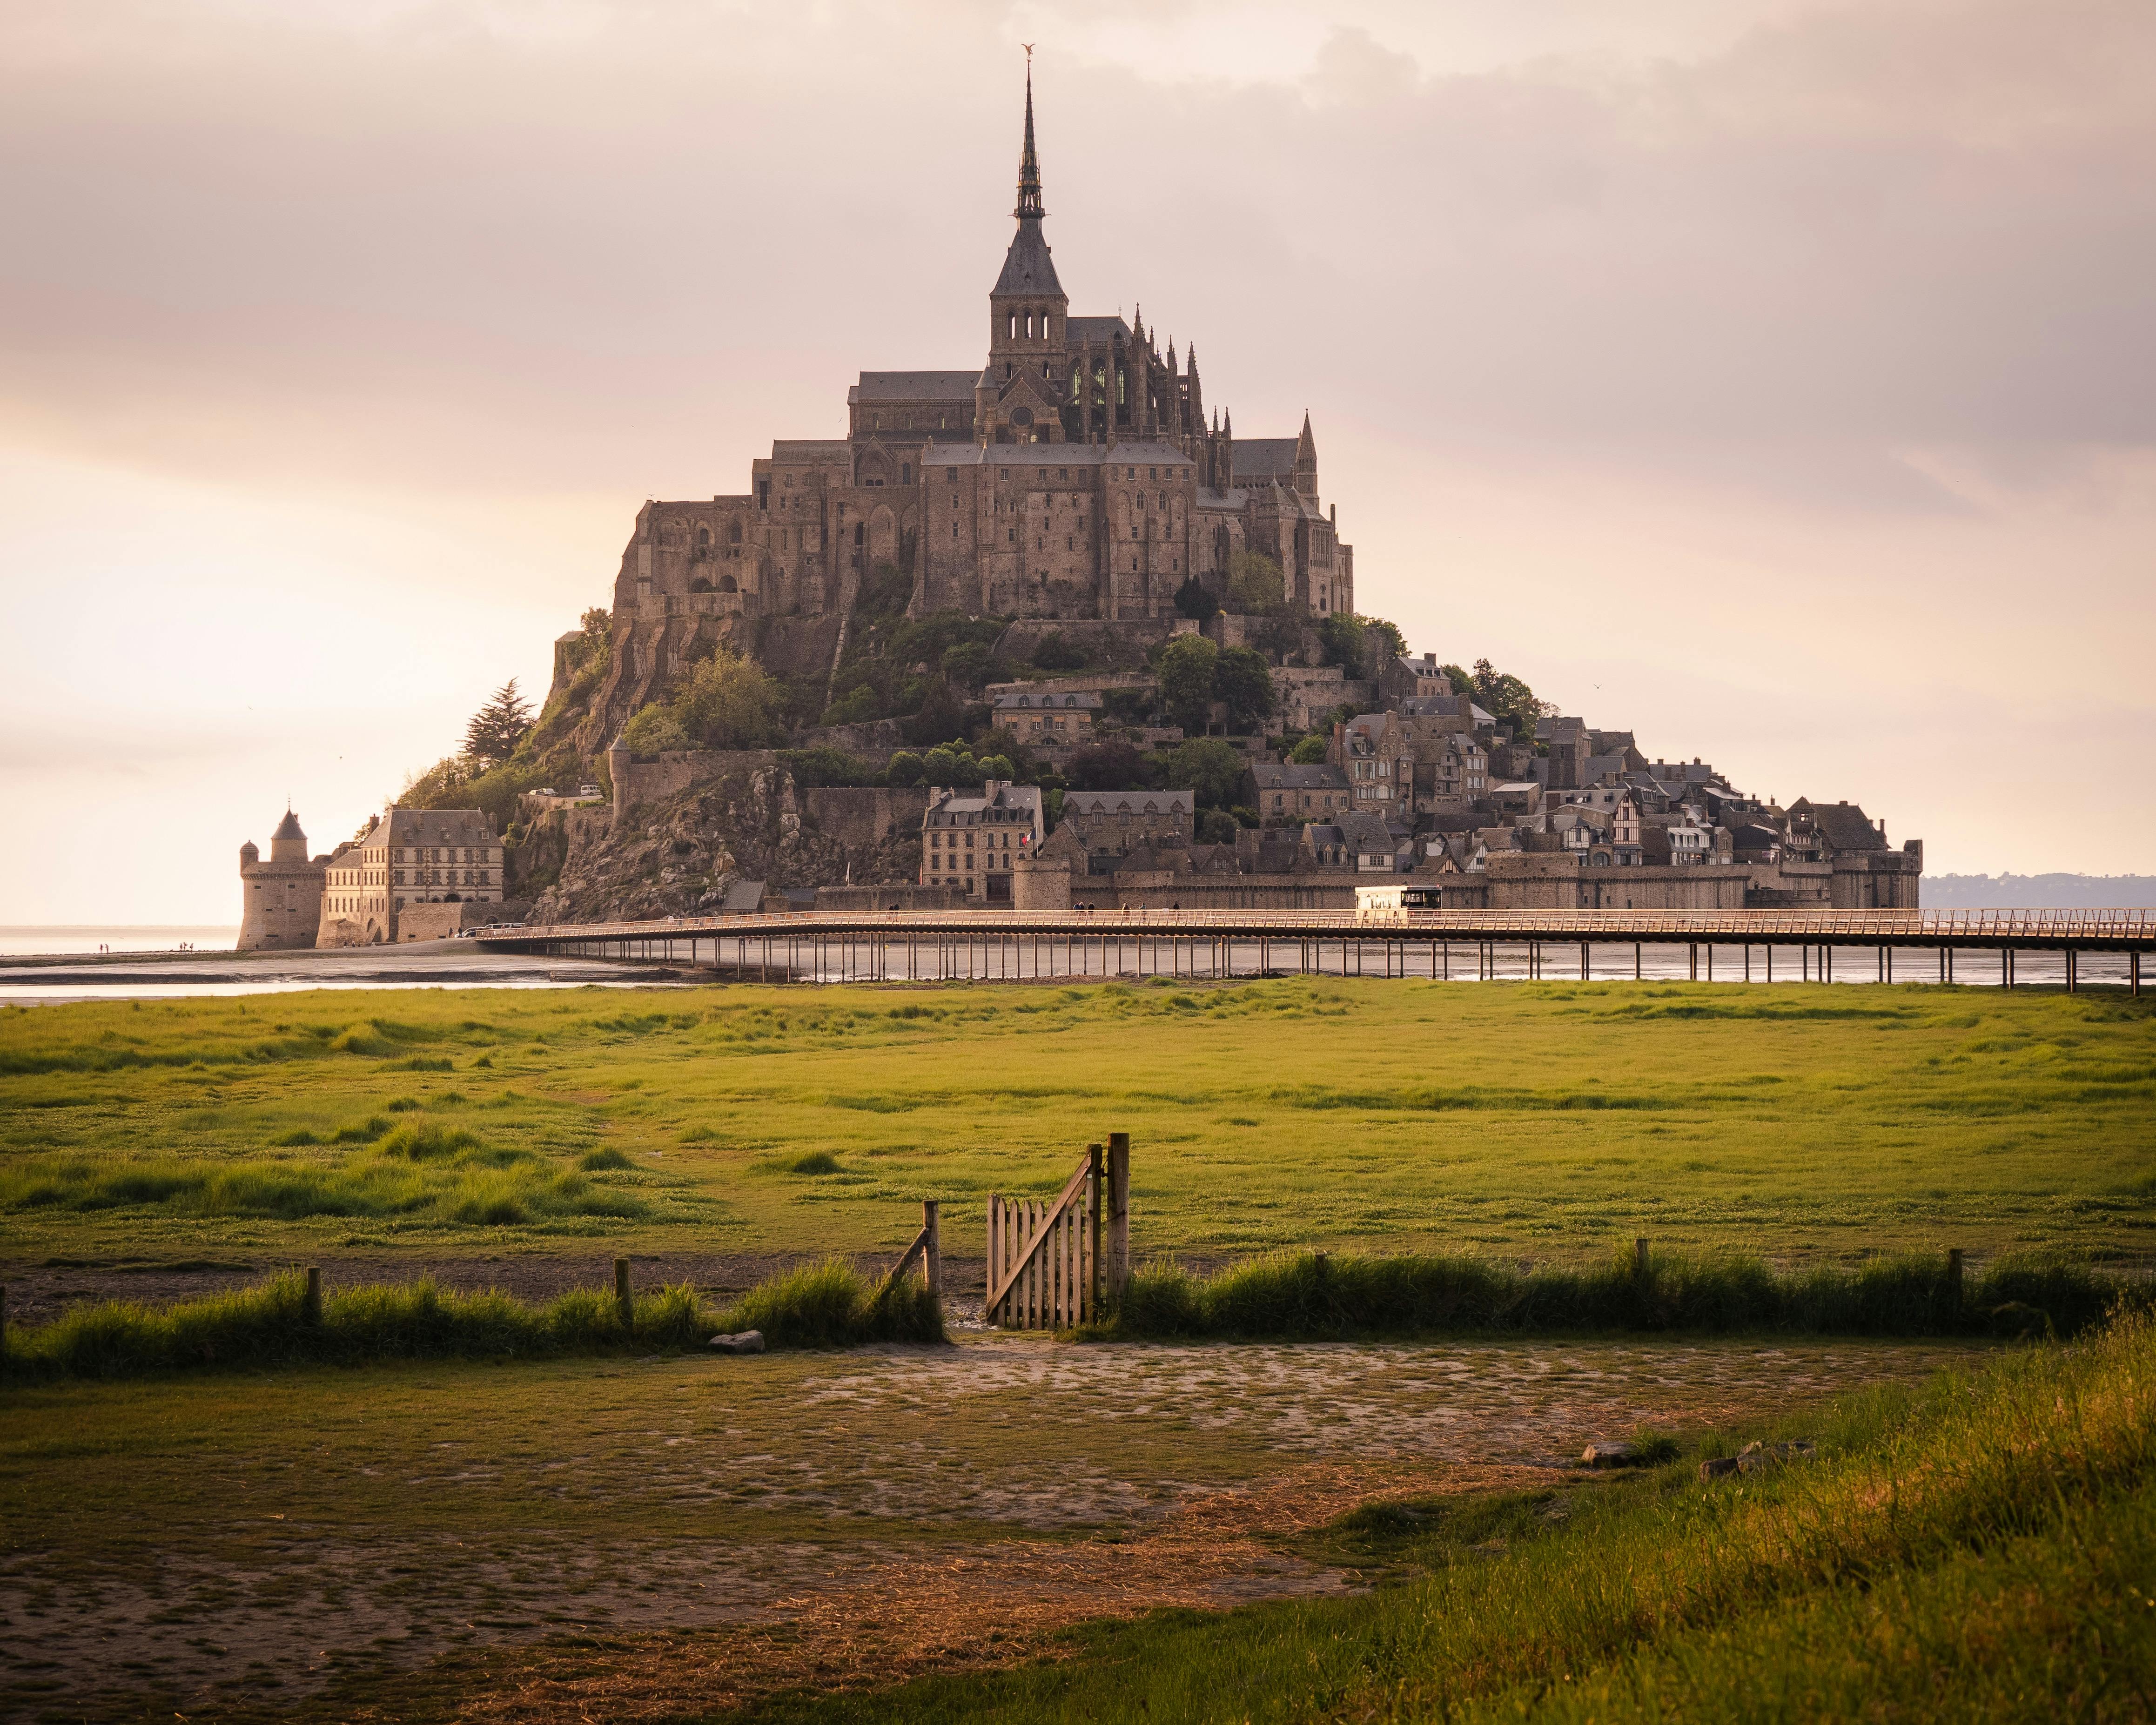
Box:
[488,906,2154,944]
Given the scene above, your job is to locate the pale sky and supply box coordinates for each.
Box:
[3,0,2151,922]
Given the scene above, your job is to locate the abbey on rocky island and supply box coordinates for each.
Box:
[611,66,1351,641]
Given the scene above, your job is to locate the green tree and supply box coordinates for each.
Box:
[397,754,472,807]
[1162,737,1246,810]
[1157,633,1220,733]
[885,750,925,787]
[921,744,987,788]
[1288,732,1330,765]
[1471,658,1550,738]
[1067,738,1147,791]
[1196,808,1240,846]
[1318,613,1406,678]
[977,753,1016,782]
[1439,663,1474,698]
[463,679,533,770]
[1172,575,1219,622]
[620,704,690,753]
[1224,551,1285,614]
[819,684,879,727]
[1212,646,1274,734]
[673,644,781,748]
[941,641,994,693]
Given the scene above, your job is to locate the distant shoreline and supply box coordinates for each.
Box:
[1922,875,2156,910]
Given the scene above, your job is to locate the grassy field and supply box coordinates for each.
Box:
[0,979,2147,1276]
[2,979,2153,1269]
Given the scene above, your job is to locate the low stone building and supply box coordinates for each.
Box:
[317,807,505,946]
[238,809,326,951]
[1058,788,1194,855]
[1247,762,1350,826]
[991,688,1103,755]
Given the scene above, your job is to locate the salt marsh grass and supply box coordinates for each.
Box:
[1,980,2150,1264]
[1108,1246,2136,1341]
[1,1259,939,1382]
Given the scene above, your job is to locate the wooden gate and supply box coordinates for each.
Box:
[986,1133,1130,1329]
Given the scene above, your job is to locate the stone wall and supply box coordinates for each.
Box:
[612,750,777,816]
[816,884,970,912]
[802,785,934,849]
[394,900,534,943]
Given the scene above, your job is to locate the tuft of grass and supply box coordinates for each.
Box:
[1100,1246,2141,1342]
[579,1147,637,1171]
[788,1150,842,1176]
[711,1257,944,1349]
[1,1260,944,1382]
[0,1123,644,1227]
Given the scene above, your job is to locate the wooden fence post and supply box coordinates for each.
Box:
[614,1257,632,1327]
[1088,1143,1104,1317]
[1634,1237,1650,1282]
[304,1266,322,1324]
[1106,1133,1131,1302]
[922,1200,941,1297]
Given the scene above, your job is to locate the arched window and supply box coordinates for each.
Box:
[697,525,710,548]
[727,520,742,544]
[719,575,738,593]
[900,463,911,484]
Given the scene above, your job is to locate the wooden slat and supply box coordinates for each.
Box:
[987,1194,1001,1326]
[878,1224,932,1300]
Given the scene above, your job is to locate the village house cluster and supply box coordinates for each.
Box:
[890,647,1921,913]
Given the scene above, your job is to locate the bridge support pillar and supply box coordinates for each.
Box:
[2133,952,2141,998]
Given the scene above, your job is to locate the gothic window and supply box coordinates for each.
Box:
[900,463,911,484]
[697,526,710,548]
[728,521,742,544]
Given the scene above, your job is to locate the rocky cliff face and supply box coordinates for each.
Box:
[514,766,920,924]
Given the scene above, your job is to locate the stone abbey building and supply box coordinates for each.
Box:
[611,69,1352,642]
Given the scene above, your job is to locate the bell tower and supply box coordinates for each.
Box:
[980,54,1068,443]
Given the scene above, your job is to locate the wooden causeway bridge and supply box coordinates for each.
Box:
[479,907,2154,993]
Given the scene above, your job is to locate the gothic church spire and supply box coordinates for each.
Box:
[1015,56,1044,220]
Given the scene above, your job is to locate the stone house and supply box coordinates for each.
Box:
[919,780,1044,903]
[1058,789,1194,855]
[318,808,504,946]
[1246,761,1350,826]
[991,688,1102,753]
[1332,712,1415,819]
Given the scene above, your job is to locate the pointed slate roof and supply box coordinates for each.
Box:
[272,809,305,841]
[994,63,1063,298]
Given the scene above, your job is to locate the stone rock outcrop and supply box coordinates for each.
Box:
[517,768,923,925]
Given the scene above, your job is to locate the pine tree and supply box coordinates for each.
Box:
[463,678,533,770]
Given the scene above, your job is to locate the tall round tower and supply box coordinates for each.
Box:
[238,808,327,951]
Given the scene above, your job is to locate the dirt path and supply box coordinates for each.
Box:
[0,1332,1977,1722]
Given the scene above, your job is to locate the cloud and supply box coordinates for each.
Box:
[0,0,2150,909]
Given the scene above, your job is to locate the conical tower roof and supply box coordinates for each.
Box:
[272,808,305,842]
[993,59,1063,297]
